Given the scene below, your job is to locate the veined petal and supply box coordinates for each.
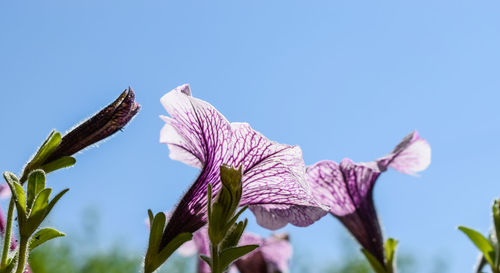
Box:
[306,131,431,265]
[376,130,431,175]
[160,84,232,169]
[229,123,328,229]
[159,85,328,248]
[308,158,385,263]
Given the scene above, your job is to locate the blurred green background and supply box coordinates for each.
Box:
[27,208,447,273]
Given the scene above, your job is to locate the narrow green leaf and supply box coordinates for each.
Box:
[219,244,259,270]
[144,212,167,273]
[30,188,51,217]
[147,212,166,253]
[156,232,193,266]
[459,226,496,268]
[200,255,211,267]
[223,206,248,237]
[361,248,387,273]
[145,231,192,273]
[2,172,19,185]
[41,156,76,174]
[44,188,69,217]
[3,172,27,222]
[27,188,69,234]
[221,219,248,250]
[13,182,27,215]
[147,209,154,228]
[384,238,398,273]
[27,170,46,209]
[30,131,61,167]
[26,188,52,236]
[29,228,65,251]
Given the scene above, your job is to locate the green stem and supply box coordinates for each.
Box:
[211,243,221,273]
[1,199,15,268]
[15,236,28,273]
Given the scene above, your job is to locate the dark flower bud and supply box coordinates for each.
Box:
[46,87,140,162]
[21,88,140,182]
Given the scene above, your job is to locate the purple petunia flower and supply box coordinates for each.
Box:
[307,131,431,265]
[159,84,327,249]
[179,228,292,273]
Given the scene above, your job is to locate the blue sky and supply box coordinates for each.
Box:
[1,1,500,272]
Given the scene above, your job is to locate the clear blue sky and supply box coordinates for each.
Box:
[1,1,499,272]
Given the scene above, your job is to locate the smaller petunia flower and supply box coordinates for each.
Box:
[235,233,292,273]
[307,131,431,265]
[21,88,140,182]
[158,84,328,250]
[179,228,292,273]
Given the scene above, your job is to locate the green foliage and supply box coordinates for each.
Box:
[143,211,193,273]
[204,165,258,273]
[459,198,500,273]
[29,208,193,273]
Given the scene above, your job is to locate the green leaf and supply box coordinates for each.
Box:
[221,219,248,250]
[41,156,76,174]
[30,188,51,217]
[29,227,65,251]
[384,238,398,273]
[3,172,27,222]
[200,255,211,267]
[144,231,192,273]
[147,209,154,228]
[44,188,69,217]
[459,226,496,269]
[27,188,69,235]
[27,170,46,209]
[147,212,166,254]
[156,232,193,267]
[361,248,387,273]
[29,130,61,168]
[26,188,52,236]
[2,172,19,185]
[222,206,248,237]
[219,244,259,271]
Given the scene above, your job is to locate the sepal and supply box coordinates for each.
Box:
[144,211,193,273]
[361,248,386,273]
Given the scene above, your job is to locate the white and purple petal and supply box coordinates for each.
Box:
[229,123,328,229]
[306,131,431,264]
[375,131,431,175]
[159,85,328,248]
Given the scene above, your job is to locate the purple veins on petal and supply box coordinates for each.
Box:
[307,131,431,265]
[159,84,328,249]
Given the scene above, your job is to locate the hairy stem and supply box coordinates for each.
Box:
[15,236,28,273]
[1,199,14,268]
